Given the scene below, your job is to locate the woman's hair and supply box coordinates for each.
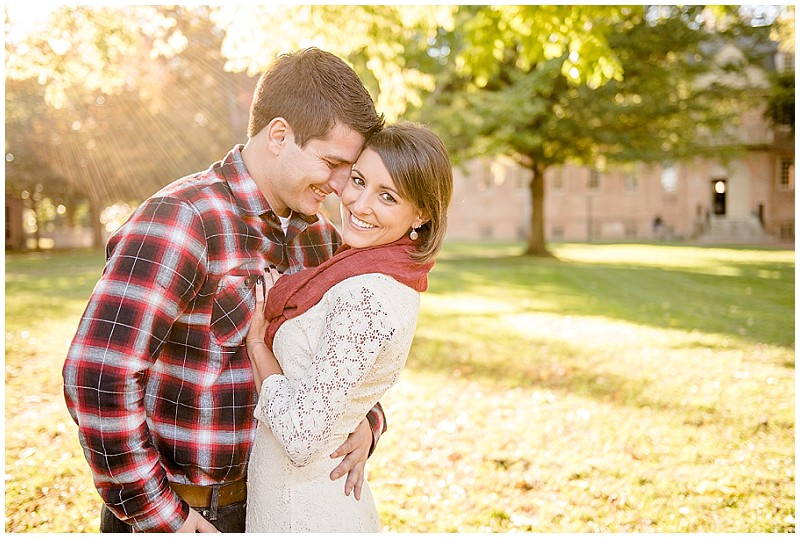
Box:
[366,122,454,264]
[248,47,385,146]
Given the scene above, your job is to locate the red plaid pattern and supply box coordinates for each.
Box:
[63,145,385,532]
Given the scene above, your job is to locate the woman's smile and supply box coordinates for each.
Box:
[348,212,377,230]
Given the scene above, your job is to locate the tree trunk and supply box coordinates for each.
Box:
[30,195,42,252]
[89,196,105,250]
[525,162,553,257]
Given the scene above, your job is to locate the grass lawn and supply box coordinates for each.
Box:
[5,242,795,532]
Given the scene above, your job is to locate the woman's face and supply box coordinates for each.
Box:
[340,148,421,249]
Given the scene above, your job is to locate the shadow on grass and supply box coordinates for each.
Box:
[405,328,738,430]
[407,327,787,430]
[427,251,794,349]
[408,331,654,404]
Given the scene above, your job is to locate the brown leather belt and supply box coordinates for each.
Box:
[169,479,247,508]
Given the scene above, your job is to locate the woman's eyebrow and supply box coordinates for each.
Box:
[379,184,401,196]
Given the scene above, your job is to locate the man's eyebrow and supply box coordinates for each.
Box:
[324,152,357,166]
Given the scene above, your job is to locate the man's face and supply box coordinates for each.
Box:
[271,123,364,217]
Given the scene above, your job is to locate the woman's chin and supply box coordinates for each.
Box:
[342,233,367,248]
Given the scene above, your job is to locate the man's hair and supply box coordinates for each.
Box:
[248,47,384,146]
[366,122,454,265]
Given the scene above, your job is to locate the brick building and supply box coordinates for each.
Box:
[444,46,794,245]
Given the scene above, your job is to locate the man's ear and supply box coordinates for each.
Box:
[265,117,291,155]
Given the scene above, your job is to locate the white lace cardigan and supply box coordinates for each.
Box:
[254,272,421,466]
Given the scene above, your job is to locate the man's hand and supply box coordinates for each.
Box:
[177,508,220,533]
[329,418,372,500]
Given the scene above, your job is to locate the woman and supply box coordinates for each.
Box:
[244,122,453,532]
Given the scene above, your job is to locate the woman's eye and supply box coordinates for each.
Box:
[380,193,397,203]
[351,176,366,187]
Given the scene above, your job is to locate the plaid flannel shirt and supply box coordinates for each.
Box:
[63,145,387,532]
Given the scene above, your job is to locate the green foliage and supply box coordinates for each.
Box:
[765,69,795,131]
[454,5,628,89]
[5,243,794,532]
[424,6,771,168]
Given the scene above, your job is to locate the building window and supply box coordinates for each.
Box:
[517,170,529,190]
[779,222,794,240]
[589,169,600,190]
[477,159,491,192]
[507,166,520,190]
[779,157,794,190]
[551,168,564,192]
[776,51,794,73]
[623,171,638,192]
[661,164,678,193]
[489,160,507,188]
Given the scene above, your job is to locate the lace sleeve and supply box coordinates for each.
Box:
[255,283,397,466]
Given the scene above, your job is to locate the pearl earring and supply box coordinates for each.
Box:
[409,227,419,241]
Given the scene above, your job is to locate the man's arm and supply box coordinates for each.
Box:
[365,401,388,457]
[63,197,206,532]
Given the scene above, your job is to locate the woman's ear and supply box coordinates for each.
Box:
[265,117,290,155]
[413,214,429,230]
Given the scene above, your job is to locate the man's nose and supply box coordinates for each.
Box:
[328,167,350,197]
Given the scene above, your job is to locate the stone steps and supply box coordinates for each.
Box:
[694,216,781,245]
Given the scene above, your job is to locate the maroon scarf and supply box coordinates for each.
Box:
[264,236,433,349]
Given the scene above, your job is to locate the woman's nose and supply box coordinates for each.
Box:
[350,192,371,214]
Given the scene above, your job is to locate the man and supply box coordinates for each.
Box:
[63,48,386,532]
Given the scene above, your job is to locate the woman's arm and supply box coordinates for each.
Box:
[245,340,282,387]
